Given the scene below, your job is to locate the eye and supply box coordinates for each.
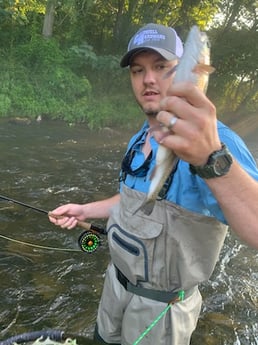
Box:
[130,66,144,75]
[155,63,166,71]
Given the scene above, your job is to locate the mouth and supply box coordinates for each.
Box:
[143,90,159,97]
[142,90,160,103]
[140,90,160,116]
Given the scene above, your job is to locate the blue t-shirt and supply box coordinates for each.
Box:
[120,121,258,224]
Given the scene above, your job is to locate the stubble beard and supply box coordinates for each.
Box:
[137,100,159,118]
[144,109,158,118]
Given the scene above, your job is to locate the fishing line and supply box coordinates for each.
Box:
[132,291,185,345]
[0,233,81,252]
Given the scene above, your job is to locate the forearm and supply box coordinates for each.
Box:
[82,193,120,219]
[206,160,258,248]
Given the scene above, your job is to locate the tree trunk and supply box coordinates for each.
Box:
[42,0,56,38]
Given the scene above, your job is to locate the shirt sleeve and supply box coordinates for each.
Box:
[194,122,258,224]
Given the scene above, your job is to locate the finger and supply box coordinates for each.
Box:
[157,111,180,130]
[159,133,185,149]
[49,204,70,216]
[167,116,178,130]
[160,95,196,122]
[48,212,62,224]
[48,211,67,222]
[48,212,75,228]
[63,216,78,229]
[152,112,181,148]
[166,81,209,108]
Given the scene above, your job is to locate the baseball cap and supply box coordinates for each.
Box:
[120,23,183,67]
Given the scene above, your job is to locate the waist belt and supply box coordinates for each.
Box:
[116,267,196,304]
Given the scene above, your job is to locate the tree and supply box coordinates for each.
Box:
[42,0,56,38]
[208,0,258,115]
[0,0,257,125]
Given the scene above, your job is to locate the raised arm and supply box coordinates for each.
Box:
[155,82,258,248]
[206,162,258,247]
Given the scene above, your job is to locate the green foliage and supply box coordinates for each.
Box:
[208,25,258,114]
[85,94,142,130]
[0,94,11,116]
[0,36,92,120]
[0,33,139,128]
[16,35,65,68]
[68,42,127,95]
[0,0,257,127]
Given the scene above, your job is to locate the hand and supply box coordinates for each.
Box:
[48,194,120,229]
[154,82,221,166]
[49,203,86,229]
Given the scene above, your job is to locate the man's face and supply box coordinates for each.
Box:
[129,50,177,120]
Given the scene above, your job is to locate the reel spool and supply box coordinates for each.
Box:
[78,231,100,253]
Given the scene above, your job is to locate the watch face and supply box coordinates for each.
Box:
[215,157,228,172]
[214,154,232,175]
[189,144,233,179]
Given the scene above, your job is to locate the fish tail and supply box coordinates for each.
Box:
[192,63,215,74]
[133,198,155,216]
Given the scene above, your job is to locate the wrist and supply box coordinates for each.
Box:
[189,143,233,179]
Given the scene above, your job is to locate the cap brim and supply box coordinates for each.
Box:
[120,47,177,67]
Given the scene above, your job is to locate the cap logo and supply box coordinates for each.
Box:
[133,29,165,46]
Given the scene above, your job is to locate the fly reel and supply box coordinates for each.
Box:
[78,231,100,253]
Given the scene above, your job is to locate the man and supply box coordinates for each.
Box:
[49,24,258,344]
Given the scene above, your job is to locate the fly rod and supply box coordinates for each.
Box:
[0,194,105,234]
[0,194,106,253]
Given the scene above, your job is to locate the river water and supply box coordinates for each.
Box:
[0,119,257,345]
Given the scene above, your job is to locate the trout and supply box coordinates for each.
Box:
[138,25,215,215]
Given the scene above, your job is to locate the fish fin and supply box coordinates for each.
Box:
[192,63,215,74]
[133,198,155,216]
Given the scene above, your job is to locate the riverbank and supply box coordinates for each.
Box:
[2,110,257,140]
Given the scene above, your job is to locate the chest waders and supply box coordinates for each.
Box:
[95,186,228,345]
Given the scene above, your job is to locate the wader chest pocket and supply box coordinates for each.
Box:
[108,222,163,286]
[112,232,140,256]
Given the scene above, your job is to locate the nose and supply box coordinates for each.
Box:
[143,68,156,85]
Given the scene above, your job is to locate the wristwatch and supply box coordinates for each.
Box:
[189,143,233,179]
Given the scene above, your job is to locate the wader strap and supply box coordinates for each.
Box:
[116,267,195,303]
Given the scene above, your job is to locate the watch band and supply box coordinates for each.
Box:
[189,143,233,179]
